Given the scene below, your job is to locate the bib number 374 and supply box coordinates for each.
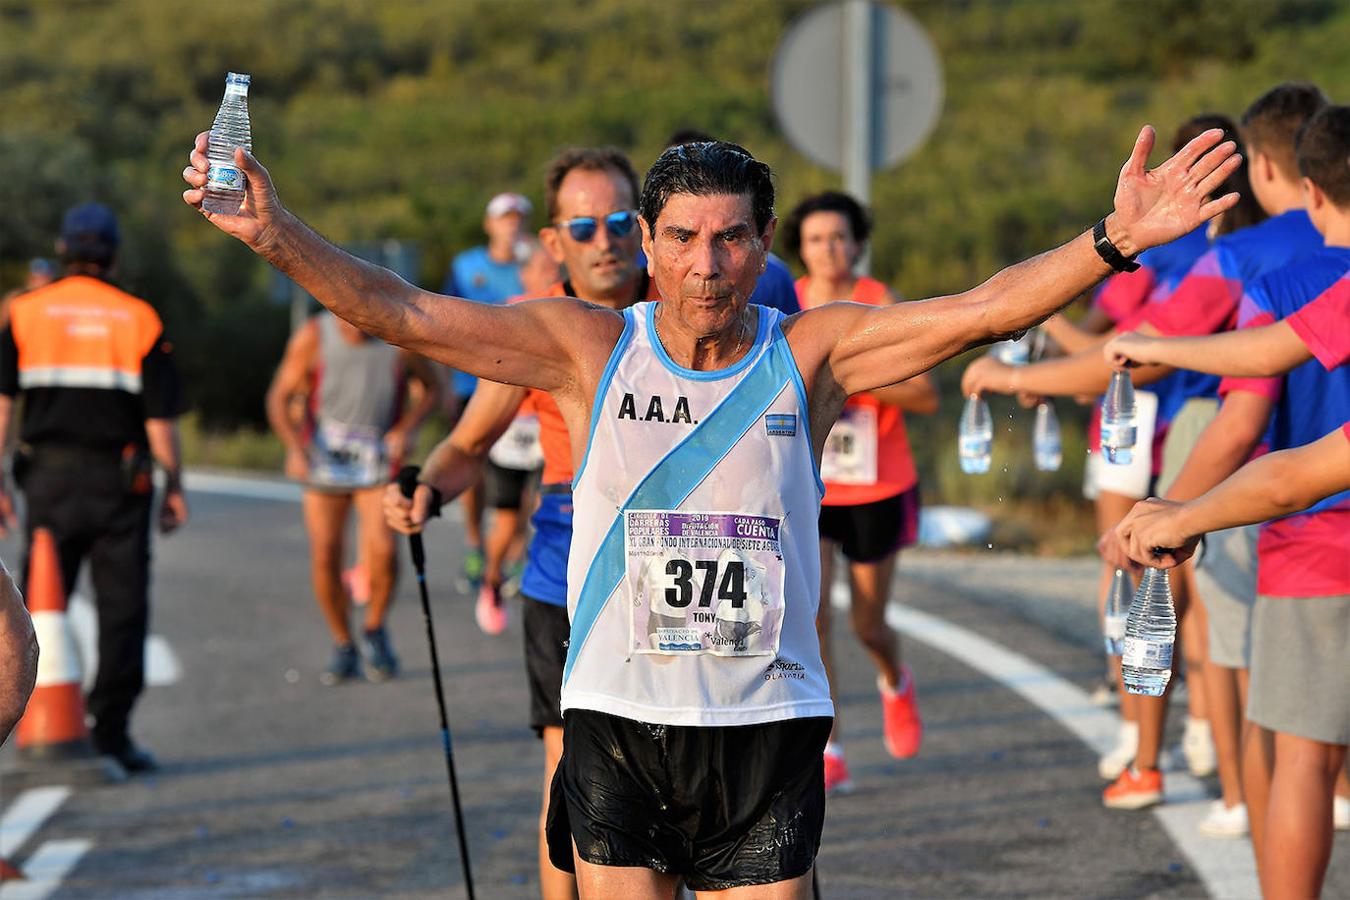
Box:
[624,510,785,657]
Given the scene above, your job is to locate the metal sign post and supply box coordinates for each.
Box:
[771,1,943,274]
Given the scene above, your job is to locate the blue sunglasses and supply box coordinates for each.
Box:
[554,210,638,242]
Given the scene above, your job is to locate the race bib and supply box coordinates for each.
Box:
[488,414,544,471]
[309,422,386,487]
[624,510,785,657]
[820,405,877,485]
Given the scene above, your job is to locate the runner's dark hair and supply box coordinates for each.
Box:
[544,147,640,222]
[1296,105,1350,207]
[780,191,872,266]
[640,141,775,234]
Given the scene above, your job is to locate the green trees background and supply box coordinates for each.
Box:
[2,0,1346,532]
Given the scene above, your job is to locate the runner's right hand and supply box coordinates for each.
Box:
[284,448,309,483]
[383,481,434,535]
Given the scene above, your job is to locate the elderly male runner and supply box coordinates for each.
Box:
[185,127,1239,897]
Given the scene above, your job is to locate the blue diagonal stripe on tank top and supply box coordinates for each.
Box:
[563,334,798,684]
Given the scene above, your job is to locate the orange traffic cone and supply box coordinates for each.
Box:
[6,528,124,785]
[0,856,23,881]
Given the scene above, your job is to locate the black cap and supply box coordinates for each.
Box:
[60,203,120,248]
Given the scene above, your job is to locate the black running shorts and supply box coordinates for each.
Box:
[818,485,920,562]
[546,709,831,890]
[483,458,539,510]
[523,595,569,736]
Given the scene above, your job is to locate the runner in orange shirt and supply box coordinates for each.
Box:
[784,192,939,793]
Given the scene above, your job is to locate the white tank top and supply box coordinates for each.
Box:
[563,301,832,727]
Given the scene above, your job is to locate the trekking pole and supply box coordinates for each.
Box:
[397,466,475,900]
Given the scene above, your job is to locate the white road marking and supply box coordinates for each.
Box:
[67,593,180,687]
[0,840,92,900]
[831,583,1259,899]
[0,788,69,859]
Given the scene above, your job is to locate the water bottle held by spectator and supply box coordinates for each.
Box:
[1103,568,1130,657]
[1121,567,1175,696]
[958,394,992,475]
[1100,369,1137,465]
[1033,401,1062,472]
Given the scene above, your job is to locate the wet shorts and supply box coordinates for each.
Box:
[818,485,920,562]
[483,459,539,510]
[523,595,569,736]
[546,710,831,890]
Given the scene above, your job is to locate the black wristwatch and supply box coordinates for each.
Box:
[1092,218,1140,273]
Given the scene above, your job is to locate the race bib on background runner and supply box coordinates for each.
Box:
[309,422,386,487]
[623,510,785,657]
[820,405,877,484]
[488,414,544,471]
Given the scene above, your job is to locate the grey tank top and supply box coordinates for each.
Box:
[315,314,401,429]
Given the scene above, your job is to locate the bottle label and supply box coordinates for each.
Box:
[958,434,990,456]
[1121,636,1172,669]
[206,164,245,191]
[1103,613,1127,642]
[1100,422,1136,448]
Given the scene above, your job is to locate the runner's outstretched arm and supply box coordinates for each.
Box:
[1103,319,1313,376]
[182,134,617,393]
[383,380,528,535]
[1113,425,1350,568]
[793,127,1241,398]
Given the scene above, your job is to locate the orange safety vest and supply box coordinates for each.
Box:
[9,276,164,396]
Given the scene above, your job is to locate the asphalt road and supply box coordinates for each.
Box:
[1,475,1346,898]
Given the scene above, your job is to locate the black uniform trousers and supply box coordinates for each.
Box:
[19,448,153,753]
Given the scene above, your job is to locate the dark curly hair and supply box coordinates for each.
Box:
[780,191,872,266]
[639,141,775,234]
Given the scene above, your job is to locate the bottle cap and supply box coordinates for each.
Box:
[226,72,252,86]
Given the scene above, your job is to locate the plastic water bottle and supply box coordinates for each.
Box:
[993,332,1033,366]
[1100,369,1137,465]
[958,394,993,474]
[1103,568,1130,656]
[1121,567,1176,696]
[1033,401,1062,472]
[203,72,252,215]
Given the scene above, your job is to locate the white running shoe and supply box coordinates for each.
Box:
[1199,800,1249,838]
[1334,795,1350,831]
[1099,721,1139,781]
[1182,717,1217,778]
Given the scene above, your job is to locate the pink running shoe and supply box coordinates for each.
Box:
[475,583,507,636]
[823,745,854,796]
[342,562,370,606]
[881,667,923,759]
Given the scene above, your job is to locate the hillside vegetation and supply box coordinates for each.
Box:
[2,0,1345,539]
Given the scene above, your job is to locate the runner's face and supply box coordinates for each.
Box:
[798,211,859,282]
[547,168,640,299]
[643,192,775,338]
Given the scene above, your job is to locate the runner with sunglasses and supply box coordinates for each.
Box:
[386,146,657,900]
[186,128,1240,898]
